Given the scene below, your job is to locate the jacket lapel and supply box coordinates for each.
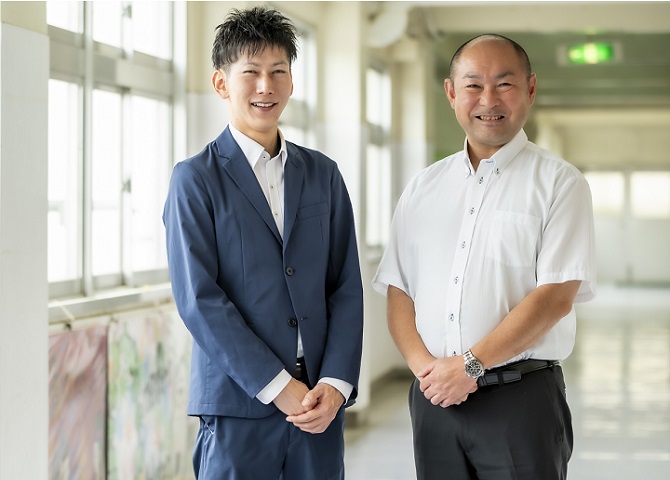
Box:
[215,128,282,244]
[282,143,305,249]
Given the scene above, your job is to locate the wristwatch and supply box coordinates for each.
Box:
[463,349,485,379]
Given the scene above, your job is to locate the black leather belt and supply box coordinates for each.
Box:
[477,359,559,387]
[293,357,310,387]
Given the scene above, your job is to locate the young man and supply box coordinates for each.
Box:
[373,34,596,479]
[164,7,363,479]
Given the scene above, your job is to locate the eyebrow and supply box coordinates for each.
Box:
[462,71,516,80]
[244,60,289,67]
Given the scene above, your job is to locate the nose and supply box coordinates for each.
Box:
[256,72,274,94]
[479,86,499,107]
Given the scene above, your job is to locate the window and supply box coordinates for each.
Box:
[365,65,392,248]
[631,172,670,219]
[48,79,82,283]
[47,1,179,298]
[584,171,625,217]
[280,23,316,148]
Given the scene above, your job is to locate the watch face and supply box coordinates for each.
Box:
[465,360,484,378]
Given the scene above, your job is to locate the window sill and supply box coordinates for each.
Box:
[48,283,174,326]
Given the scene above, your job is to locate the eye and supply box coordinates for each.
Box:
[498,82,513,91]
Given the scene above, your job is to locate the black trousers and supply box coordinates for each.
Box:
[409,366,573,480]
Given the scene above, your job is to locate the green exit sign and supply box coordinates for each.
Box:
[567,42,615,64]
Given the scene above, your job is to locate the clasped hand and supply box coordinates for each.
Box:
[417,356,478,408]
[274,379,344,434]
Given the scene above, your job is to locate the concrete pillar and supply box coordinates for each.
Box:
[0,5,49,479]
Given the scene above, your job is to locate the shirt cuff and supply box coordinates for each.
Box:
[318,377,354,402]
[256,369,292,405]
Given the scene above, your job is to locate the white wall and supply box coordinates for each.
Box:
[0,17,49,480]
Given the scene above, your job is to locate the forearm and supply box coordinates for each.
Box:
[471,280,582,368]
[387,285,435,376]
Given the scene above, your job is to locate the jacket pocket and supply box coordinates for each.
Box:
[297,201,328,220]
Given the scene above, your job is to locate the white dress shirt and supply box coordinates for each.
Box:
[229,125,353,404]
[372,129,596,366]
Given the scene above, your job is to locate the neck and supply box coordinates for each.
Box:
[232,123,280,157]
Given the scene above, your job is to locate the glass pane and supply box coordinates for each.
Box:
[92,89,122,276]
[584,172,625,216]
[48,79,81,282]
[47,0,82,33]
[631,172,670,219]
[366,67,391,128]
[127,94,171,272]
[366,144,392,246]
[291,35,307,102]
[132,1,173,59]
[93,1,122,48]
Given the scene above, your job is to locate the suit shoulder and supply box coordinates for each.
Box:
[288,142,336,167]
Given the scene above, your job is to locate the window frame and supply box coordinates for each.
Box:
[364,61,393,253]
[47,1,182,318]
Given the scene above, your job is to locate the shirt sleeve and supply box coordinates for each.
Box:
[372,187,411,297]
[256,370,292,405]
[319,377,354,402]
[536,170,596,303]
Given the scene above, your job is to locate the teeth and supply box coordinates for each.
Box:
[479,115,503,120]
[253,102,273,107]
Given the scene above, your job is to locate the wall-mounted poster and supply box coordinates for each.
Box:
[49,324,108,480]
[107,307,195,480]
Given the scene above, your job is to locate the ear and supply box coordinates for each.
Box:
[527,73,537,105]
[212,69,229,100]
[444,78,456,109]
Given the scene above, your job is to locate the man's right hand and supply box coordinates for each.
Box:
[273,378,310,416]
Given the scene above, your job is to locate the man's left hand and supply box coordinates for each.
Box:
[417,356,478,407]
[285,383,344,434]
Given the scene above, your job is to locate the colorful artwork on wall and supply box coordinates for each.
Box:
[49,324,108,480]
[107,308,196,480]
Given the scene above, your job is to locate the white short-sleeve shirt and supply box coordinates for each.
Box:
[372,130,596,365]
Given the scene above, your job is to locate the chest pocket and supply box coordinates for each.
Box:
[297,201,328,220]
[485,211,541,268]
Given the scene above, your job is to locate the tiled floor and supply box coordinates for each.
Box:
[344,286,670,479]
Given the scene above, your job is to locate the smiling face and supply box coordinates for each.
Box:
[445,38,536,165]
[212,46,293,153]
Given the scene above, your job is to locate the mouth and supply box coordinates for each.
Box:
[476,114,505,121]
[252,102,276,108]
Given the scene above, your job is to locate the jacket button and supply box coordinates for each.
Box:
[285,267,294,276]
[288,318,298,327]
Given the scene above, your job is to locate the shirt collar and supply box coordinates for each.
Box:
[228,123,288,170]
[462,129,528,177]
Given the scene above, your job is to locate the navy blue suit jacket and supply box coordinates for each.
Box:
[163,127,364,418]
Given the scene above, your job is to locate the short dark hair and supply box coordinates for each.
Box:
[449,34,532,80]
[211,6,298,72]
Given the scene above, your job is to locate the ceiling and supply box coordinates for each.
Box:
[367,1,670,107]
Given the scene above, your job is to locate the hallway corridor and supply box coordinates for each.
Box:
[344,286,670,480]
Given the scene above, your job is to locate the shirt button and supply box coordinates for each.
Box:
[469,207,475,215]
[479,177,484,184]
[288,318,298,327]
[454,276,459,284]
[285,267,294,276]
[461,241,466,249]
[449,313,454,321]
[453,351,457,356]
